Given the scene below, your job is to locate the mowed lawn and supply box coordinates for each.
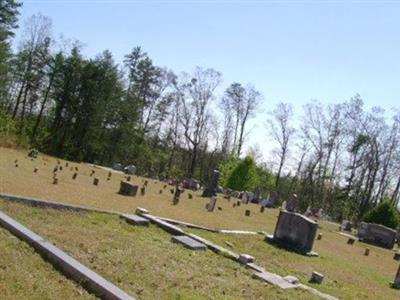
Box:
[0,200,314,300]
[0,226,95,300]
[1,147,400,299]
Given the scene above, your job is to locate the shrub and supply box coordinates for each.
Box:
[363,201,400,229]
[226,156,258,191]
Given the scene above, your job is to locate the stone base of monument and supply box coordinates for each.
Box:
[265,234,319,257]
[265,210,319,257]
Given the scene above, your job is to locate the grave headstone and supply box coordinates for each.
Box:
[260,206,265,213]
[261,191,279,208]
[188,193,193,199]
[206,197,217,212]
[144,180,148,186]
[310,271,324,284]
[34,167,38,173]
[394,252,400,261]
[391,264,400,289]
[93,178,99,186]
[118,181,138,197]
[126,176,131,182]
[159,189,163,194]
[364,248,370,256]
[202,170,220,197]
[59,166,63,171]
[317,233,322,240]
[347,238,355,245]
[140,186,146,196]
[72,173,77,180]
[357,222,397,249]
[245,209,251,217]
[265,210,318,256]
[341,220,352,231]
[53,178,58,185]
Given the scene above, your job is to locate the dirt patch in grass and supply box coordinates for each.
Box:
[0,199,316,300]
[0,227,95,300]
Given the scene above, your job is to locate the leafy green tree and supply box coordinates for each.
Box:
[226,156,258,191]
[0,0,21,104]
[363,201,400,229]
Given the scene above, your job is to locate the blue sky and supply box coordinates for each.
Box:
[17,0,400,162]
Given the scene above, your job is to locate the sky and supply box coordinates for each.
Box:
[16,0,400,165]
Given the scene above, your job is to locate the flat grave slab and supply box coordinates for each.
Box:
[253,270,299,290]
[120,214,150,226]
[171,235,207,250]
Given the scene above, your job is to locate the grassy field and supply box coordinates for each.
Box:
[1,147,400,299]
[0,226,95,300]
[0,199,315,300]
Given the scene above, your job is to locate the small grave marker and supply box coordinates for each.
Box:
[119,181,138,197]
[53,177,58,185]
[206,197,217,212]
[34,167,38,173]
[347,237,355,245]
[364,248,370,256]
[93,178,99,186]
[260,206,265,213]
[72,173,77,180]
[310,271,324,284]
[317,233,322,240]
[245,210,251,216]
[140,186,146,196]
[391,264,400,289]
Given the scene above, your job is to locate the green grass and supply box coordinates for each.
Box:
[0,227,95,300]
[1,147,400,299]
[0,199,316,300]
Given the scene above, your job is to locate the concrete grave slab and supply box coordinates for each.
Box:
[0,210,136,300]
[120,214,150,226]
[171,235,207,250]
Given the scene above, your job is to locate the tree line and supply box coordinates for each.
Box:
[1,2,399,223]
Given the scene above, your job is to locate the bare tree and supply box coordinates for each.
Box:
[177,67,221,177]
[222,82,261,157]
[267,102,295,187]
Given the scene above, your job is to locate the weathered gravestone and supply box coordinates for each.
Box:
[202,170,220,197]
[261,191,279,208]
[265,209,318,256]
[357,222,397,249]
[206,197,217,212]
[93,178,99,186]
[118,181,138,197]
[341,220,352,231]
[391,264,400,289]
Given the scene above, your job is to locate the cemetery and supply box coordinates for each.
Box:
[0,147,400,300]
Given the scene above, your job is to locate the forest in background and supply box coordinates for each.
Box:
[1,1,400,224]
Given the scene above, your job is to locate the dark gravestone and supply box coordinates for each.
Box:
[53,178,58,185]
[72,173,77,180]
[170,189,174,194]
[34,167,38,173]
[357,222,397,249]
[90,170,95,177]
[93,178,99,186]
[108,171,112,178]
[159,189,163,194]
[118,181,138,197]
[59,166,63,171]
[202,170,220,197]
[245,210,251,216]
[266,210,318,256]
[391,264,400,289]
[206,197,217,212]
[188,193,193,199]
[341,220,352,231]
[140,186,146,196]
[260,206,265,213]
[144,180,148,186]
[126,176,131,182]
